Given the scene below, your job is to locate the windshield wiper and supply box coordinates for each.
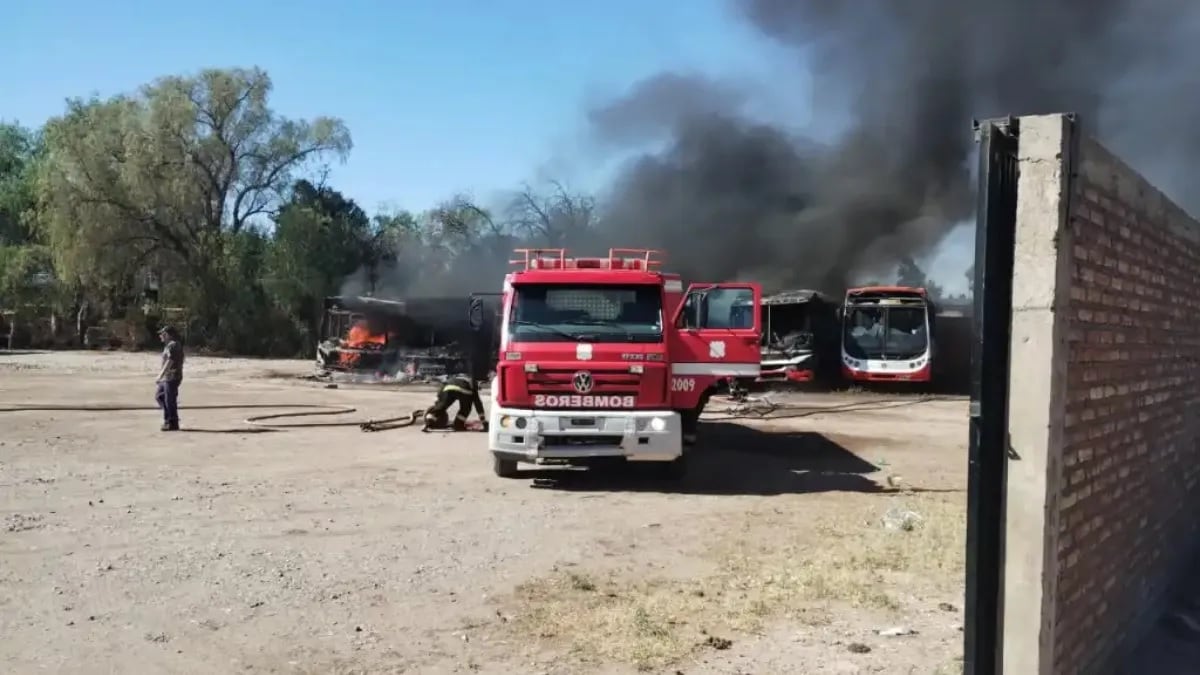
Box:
[563,319,655,342]
[511,320,591,342]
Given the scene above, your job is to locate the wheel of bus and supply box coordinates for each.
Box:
[492,455,520,478]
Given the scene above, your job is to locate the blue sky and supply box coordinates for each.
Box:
[3,0,972,291]
[5,0,780,212]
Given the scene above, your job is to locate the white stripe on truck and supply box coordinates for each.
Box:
[671,362,760,377]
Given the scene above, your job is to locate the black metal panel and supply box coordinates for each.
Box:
[468,292,504,380]
[964,117,1020,675]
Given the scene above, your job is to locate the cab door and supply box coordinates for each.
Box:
[667,283,762,405]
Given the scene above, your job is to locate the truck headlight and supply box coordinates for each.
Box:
[649,417,666,432]
[499,416,528,430]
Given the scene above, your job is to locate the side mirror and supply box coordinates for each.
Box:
[674,291,706,330]
[468,297,484,331]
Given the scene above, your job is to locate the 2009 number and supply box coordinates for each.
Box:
[670,377,697,392]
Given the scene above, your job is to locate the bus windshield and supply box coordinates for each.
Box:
[843,306,929,359]
[508,283,663,343]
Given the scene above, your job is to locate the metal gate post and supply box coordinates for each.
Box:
[964,117,1021,675]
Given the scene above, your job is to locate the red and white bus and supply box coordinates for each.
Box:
[839,286,935,383]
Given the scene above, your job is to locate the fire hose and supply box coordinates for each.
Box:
[698,393,952,421]
[1,396,955,431]
[0,403,427,433]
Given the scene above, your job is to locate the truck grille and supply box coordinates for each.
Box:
[526,368,640,396]
[542,434,623,447]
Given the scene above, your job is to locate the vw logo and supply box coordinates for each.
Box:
[572,370,594,394]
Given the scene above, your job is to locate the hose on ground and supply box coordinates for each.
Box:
[0,403,427,432]
[358,409,425,432]
[2,394,959,429]
[698,393,955,422]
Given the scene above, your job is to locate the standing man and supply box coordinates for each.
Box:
[155,325,185,431]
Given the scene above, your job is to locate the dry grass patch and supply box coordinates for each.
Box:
[501,492,966,670]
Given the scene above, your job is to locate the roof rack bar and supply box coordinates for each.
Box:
[509,247,665,271]
[510,248,567,270]
[607,248,663,269]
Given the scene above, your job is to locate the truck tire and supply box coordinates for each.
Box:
[492,455,520,478]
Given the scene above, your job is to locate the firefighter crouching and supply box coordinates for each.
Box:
[424,374,488,432]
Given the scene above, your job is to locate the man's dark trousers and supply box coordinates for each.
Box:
[156,380,180,428]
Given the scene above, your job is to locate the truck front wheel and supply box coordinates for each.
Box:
[492,455,520,478]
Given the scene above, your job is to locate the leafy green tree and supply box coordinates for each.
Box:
[0,122,41,246]
[0,244,57,346]
[35,67,351,345]
[264,180,402,348]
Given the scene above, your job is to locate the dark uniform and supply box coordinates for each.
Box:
[424,374,486,431]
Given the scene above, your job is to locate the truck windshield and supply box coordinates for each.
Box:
[843,306,929,360]
[509,283,663,343]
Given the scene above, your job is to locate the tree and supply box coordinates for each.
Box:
[36,67,352,344]
[965,263,975,294]
[0,122,41,246]
[264,179,400,348]
[896,256,944,301]
[427,193,501,249]
[504,180,596,246]
[408,194,514,293]
[0,123,67,345]
[0,244,59,347]
[357,210,413,294]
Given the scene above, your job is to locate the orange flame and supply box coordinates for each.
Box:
[338,321,386,366]
[344,322,386,348]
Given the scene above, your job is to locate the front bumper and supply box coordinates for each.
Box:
[488,406,682,463]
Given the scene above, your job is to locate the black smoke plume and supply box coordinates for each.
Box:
[590,0,1200,294]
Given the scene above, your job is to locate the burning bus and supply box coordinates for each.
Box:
[839,285,935,383]
[317,295,499,380]
[758,289,840,384]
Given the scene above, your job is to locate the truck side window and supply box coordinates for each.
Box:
[680,288,755,329]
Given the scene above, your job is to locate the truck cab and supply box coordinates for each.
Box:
[487,248,762,479]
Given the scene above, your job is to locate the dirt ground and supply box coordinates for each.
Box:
[1,351,969,674]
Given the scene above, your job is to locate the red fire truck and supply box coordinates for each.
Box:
[487,248,762,479]
[839,285,935,383]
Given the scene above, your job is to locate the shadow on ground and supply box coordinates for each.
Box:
[524,422,883,496]
[1122,554,1200,675]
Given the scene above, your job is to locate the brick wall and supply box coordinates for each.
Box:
[1053,134,1200,671]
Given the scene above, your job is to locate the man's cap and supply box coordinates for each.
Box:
[158,325,177,336]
